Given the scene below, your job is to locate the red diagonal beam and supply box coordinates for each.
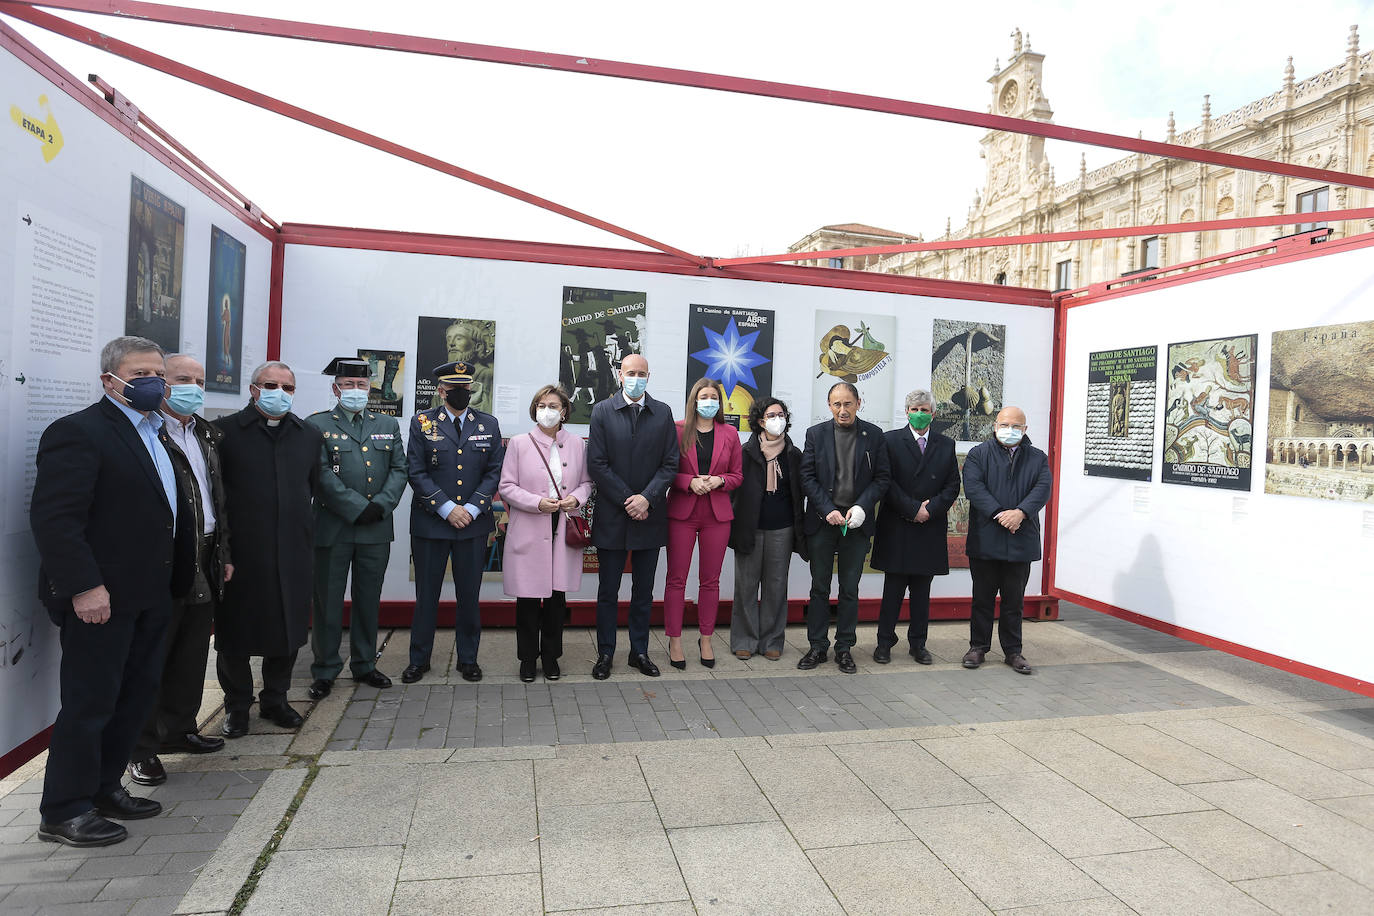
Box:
[0,3,710,266]
[715,208,1374,265]
[9,0,1374,192]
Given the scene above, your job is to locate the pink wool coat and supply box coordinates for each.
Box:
[499,427,593,598]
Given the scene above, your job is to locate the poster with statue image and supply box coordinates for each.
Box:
[811,310,895,425]
[1084,346,1157,480]
[1161,334,1256,490]
[931,319,1005,443]
[559,286,647,424]
[414,316,494,414]
[124,174,185,351]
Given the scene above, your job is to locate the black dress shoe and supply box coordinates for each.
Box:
[307,678,333,700]
[401,664,430,684]
[259,704,304,729]
[627,653,661,677]
[94,787,162,820]
[38,811,127,847]
[355,670,392,689]
[962,648,986,669]
[698,637,715,670]
[591,654,612,680]
[458,662,483,682]
[127,757,166,786]
[222,710,249,738]
[1005,654,1033,675]
[872,645,892,664]
[160,732,225,754]
[542,659,561,681]
[835,650,857,674]
[519,660,537,683]
[796,647,827,670]
[909,645,933,665]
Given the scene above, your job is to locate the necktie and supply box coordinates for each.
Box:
[918,436,926,453]
[631,402,642,432]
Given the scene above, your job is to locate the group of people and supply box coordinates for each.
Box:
[29,336,1052,849]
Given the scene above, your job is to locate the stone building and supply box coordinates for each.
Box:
[790,27,1374,291]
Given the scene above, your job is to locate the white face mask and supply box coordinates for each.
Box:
[763,416,787,437]
[995,427,1024,446]
[536,407,562,429]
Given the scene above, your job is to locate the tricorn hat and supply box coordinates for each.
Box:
[323,357,371,379]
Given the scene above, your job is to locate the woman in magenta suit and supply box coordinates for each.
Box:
[665,378,743,669]
[499,385,592,682]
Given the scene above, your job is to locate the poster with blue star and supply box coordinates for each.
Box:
[686,304,774,432]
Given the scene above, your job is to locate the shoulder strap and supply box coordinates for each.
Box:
[528,432,563,496]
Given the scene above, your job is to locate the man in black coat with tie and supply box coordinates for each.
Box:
[798,382,890,674]
[586,354,678,679]
[870,389,962,665]
[31,336,194,847]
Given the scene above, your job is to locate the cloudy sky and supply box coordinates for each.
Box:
[8,0,1372,258]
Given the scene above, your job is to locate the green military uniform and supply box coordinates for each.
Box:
[307,361,408,683]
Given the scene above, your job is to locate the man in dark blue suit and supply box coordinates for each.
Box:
[31,336,194,846]
[798,382,890,674]
[406,361,504,683]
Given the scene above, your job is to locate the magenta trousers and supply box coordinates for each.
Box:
[664,498,731,637]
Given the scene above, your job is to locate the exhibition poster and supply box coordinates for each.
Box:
[1084,346,1157,480]
[124,174,185,351]
[1266,319,1374,502]
[1161,334,1257,490]
[205,225,245,393]
[559,286,647,424]
[946,452,971,568]
[931,318,1006,442]
[685,304,773,431]
[811,310,895,425]
[415,316,495,414]
[356,347,405,417]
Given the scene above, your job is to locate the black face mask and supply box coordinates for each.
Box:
[444,387,471,411]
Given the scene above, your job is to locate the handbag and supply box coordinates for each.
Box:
[529,433,591,548]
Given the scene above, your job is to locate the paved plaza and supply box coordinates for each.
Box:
[2,603,1374,914]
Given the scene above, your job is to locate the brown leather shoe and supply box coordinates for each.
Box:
[734,650,752,660]
[762,650,782,660]
[1005,654,1033,675]
[961,648,986,669]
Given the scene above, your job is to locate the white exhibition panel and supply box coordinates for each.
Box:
[0,46,273,763]
[1056,244,1374,685]
[280,244,1055,605]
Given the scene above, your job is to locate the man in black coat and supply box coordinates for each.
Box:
[214,361,320,736]
[31,336,195,847]
[870,389,962,665]
[585,354,678,679]
[798,382,890,674]
[961,405,1052,675]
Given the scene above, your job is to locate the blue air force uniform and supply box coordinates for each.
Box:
[406,361,504,680]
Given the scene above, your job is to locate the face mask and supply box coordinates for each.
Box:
[623,375,647,399]
[110,374,167,412]
[339,389,370,412]
[165,383,204,416]
[255,387,293,418]
[995,427,1024,446]
[697,399,720,419]
[908,410,933,431]
[763,416,787,437]
[536,407,562,429]
[444,387,471,411]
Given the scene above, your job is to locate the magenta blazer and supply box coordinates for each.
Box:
[667,420,744,522]
[498,428,593,598]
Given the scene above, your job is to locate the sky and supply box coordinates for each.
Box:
[7,0,1373,259]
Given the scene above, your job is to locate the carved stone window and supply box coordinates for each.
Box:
[999,80,1019,114]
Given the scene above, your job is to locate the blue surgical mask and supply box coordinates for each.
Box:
[339,389,369,412]
[165,383,204,416]
[110,374,167,412]
[255,387,293,418]
[696,399,720,419]
[995,427,1024,446]
[623,376,647,399]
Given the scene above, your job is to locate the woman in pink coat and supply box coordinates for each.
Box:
[499,385,592,682]
[665,378,743,669]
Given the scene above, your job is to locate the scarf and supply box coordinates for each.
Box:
[760,434,786,493]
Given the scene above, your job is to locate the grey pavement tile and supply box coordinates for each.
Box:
[668,822,841,915]
[126,897,181,916]
[94,875,196,902]
[71,856,172,880]
[30,904,134,915]
[1076,723,1248,784]
[832,740,986,810]
[808,839,992,915]
[1315,793,1374,830]
[1133,810,1322,881]
[917,735,1048,779]
[992,901,1135,915]
[1233,869,1373,915]
[390,874,542,915]
[134,833,225,855]
[242,845,400,916]
[640,751,776,829]
[279,764,418,850]
[0,880,110,908]
[534,756,649,807]
[898,804,1104,910]
[969,771,1163,858]
[538,801,687,912]
[160,850,215,875]
[1223,714,1374,770]
[0,855,80,884]
[1074,847,1272,915]
[401,760,537,881]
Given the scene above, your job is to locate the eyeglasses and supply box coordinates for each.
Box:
[254,381,297,393]
[763,412,787,420]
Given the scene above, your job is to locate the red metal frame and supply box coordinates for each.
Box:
[0,725,52,780]
[267,231,285,360]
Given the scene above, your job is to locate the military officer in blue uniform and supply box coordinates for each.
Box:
[405,361,504,683]
[306,358,408,700]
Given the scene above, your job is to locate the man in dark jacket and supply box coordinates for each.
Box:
[586,354,678,679]
[961,405,1051,675]
[214,361,320,736]
[799,382,890,674]
[870,389,962,665]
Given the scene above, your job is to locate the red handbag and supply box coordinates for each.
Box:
[529,433,591,548]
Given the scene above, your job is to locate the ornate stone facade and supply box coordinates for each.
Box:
[790,27,1374,290]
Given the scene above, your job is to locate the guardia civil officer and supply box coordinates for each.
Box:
[306,358,408,700]
[406,361,504,683]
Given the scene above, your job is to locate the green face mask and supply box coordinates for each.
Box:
[908,410,933,430]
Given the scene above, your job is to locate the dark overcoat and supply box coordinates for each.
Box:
[586,392,678,550]
[962,434,1052,563]
[870,428,962,575]
[799,418,891,536]
[213,404,320,655]
[728,433,806,557]
[161,414,232,604]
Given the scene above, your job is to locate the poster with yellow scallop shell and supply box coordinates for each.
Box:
[811,311,895,426]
